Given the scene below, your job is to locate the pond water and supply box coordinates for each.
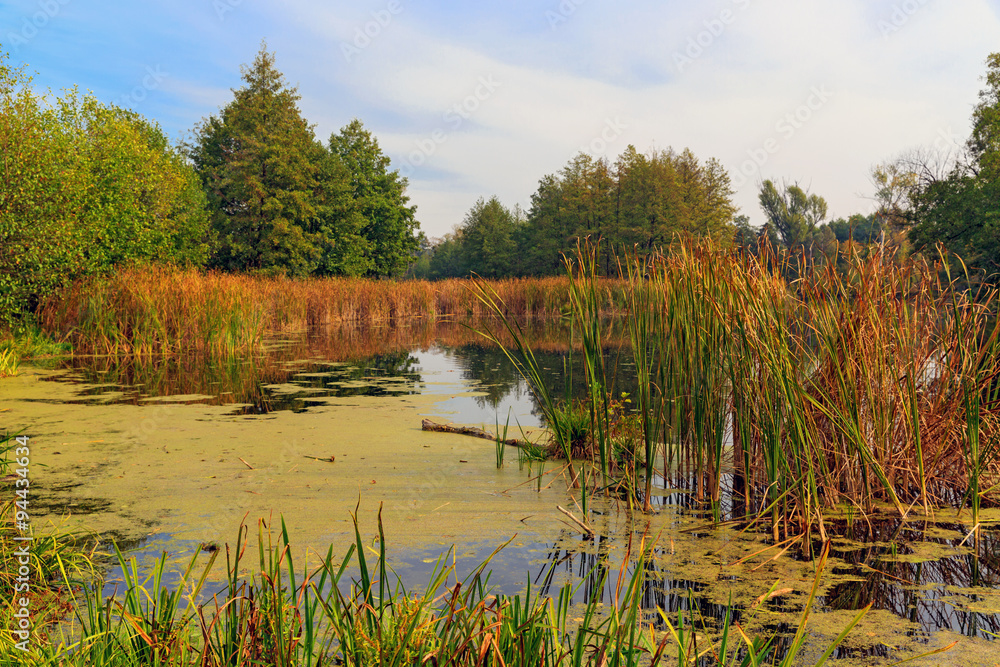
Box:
[2,323,999,664]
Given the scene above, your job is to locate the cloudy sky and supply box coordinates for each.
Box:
[3,0,999,238]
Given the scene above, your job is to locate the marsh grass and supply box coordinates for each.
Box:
[0,348,17,377]
[472,239,1000,546]
[38,267,628,357]
[8,510,876,667]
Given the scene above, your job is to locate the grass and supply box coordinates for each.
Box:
[470,239,1000,547]
[37,267,629,357]
[0,348,17,377]
[4,509,880,667]
[0,323,74,376]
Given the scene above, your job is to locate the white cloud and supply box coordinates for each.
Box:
[181,0,1000,234]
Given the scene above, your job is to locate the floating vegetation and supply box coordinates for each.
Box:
[5,510,882,666]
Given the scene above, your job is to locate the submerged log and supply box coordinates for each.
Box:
[421,419,534,449]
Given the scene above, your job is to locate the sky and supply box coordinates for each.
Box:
[3,0,1000,239]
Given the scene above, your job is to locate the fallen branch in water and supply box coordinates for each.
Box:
[557,505,595,536]
[421,419,534,449]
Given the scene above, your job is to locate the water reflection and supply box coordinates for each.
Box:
[821,522,1000,640]
[43,322,637,428]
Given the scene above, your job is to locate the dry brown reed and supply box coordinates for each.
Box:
[37,267,627,356]
[620,242,1000,538]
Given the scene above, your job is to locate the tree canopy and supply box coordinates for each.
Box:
[0,51,209,325]
[897,53,1000,281]
[329,119,420,277]
[423,145,738,278]
[188,44,420,278]
[758,180,829,251]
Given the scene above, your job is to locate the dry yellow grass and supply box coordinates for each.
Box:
[38,267,628,355]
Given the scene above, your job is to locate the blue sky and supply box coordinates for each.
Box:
[3,0,1000,238]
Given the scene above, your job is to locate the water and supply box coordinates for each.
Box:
[2,324,999,663]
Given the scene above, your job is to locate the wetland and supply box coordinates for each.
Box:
[4,320,1000,665]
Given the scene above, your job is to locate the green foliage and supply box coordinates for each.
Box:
[0,51,210,326]
[188,45,420,279]
[828,213,882,244]
[428,145,737,278]
[906,52,1000,280]
[188,44,328,277]
[429,196,521,278]
[5,509,875,666]
[0,349,16,377]
[524,147,736,275]
[330,118,421,277]
[758,179,828,250]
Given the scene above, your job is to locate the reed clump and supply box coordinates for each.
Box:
[37,267,628,356]
[477,239,1000,543]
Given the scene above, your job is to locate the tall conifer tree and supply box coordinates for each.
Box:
[190,43,325,276]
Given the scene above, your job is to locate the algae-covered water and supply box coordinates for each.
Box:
[2,326,1000,664]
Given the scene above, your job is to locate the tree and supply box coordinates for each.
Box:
[329,119,420,277]
[906,53,1000,279]
[522,145,737,276]
[426,233,468,279]
[312,148,371,277]
[829,214,882,244]
[459,196,520,278]
[0,51,209,325]
[189,43,329,276]
[758,180,828,251]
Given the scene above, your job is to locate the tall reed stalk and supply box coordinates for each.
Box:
[480,239,1000,541]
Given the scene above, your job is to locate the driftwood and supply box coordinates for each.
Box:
[557,505,595,536]
[421,419,534,449]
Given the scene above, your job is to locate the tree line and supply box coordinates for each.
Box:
[416,147,739,279]
[419,54,1000,282]
[4,42,1000,326]
[0,43,420,326]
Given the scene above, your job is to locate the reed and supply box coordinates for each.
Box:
[566,241,614,490]
[621,251,660,512]
[37,267,629,357]
[469,279,580,484]
[10,512,875,666]
[0,348,17,377]
[485,239,1000,543]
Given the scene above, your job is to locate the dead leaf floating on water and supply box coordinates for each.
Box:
[755,588,794,607]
